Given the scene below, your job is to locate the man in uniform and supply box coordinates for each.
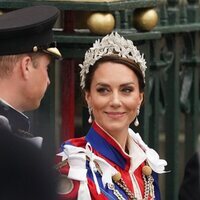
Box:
[0,5,62,146]
[0,5,62,200]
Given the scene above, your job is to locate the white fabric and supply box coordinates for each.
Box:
[57,144,118,199]
[57,146,92,199]
[85,143,118,188]
[78,181,91,200]
[128,128,168,173]
[127,134,147,173]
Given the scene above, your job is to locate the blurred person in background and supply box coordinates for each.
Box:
[179,151,200,200]
[0,124,58,200]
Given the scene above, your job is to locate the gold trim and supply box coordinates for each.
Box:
[46,47,62,59]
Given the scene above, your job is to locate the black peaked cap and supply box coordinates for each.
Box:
[0,5,61,58]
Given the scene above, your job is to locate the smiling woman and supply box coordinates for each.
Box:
[85,61,143,148]
[56,32,167,200]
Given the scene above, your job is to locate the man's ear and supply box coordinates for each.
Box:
[20,55,32,80]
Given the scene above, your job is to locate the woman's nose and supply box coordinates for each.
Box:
[110,92,122,107]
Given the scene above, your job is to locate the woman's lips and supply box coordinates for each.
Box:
[105,112,126,119]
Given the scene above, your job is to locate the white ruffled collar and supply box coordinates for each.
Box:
[128,128,168,174]
[58,127,168,175]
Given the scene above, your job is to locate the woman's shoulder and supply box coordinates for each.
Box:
[55,136,87,170]
[56,158,80,200]
[55,137,89,200]
[62,136,87,148]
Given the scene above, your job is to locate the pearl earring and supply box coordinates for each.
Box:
[88,107,92,123]
[134,107,140,126]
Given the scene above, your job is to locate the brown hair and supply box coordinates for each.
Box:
[84,55,145,92]
[0,52,47,78]
[0,55,22,77]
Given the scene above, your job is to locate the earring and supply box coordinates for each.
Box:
[134,107,140,126]
[88,107,92,123]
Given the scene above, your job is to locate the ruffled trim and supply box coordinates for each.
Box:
[128,128,168,174]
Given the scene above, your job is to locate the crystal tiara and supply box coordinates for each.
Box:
[79,32,147,89]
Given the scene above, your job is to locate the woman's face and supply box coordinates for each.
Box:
[85,61,143,135]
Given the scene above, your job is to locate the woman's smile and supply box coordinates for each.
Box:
[105,111,126,119]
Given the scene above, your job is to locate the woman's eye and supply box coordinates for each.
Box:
[121,87,133,93]
[96,87,109,94]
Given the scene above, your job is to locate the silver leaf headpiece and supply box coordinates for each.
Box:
[79,32,147,89]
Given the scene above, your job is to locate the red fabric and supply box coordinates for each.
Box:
[61,60,75,141]
[57,159,80,200]
[60,9,75,141]
[67,137,86,147]
[56,157,109,200]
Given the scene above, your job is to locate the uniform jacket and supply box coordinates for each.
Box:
[56,122,167,200]
[0,99,42,147]
[0,99,30,137]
